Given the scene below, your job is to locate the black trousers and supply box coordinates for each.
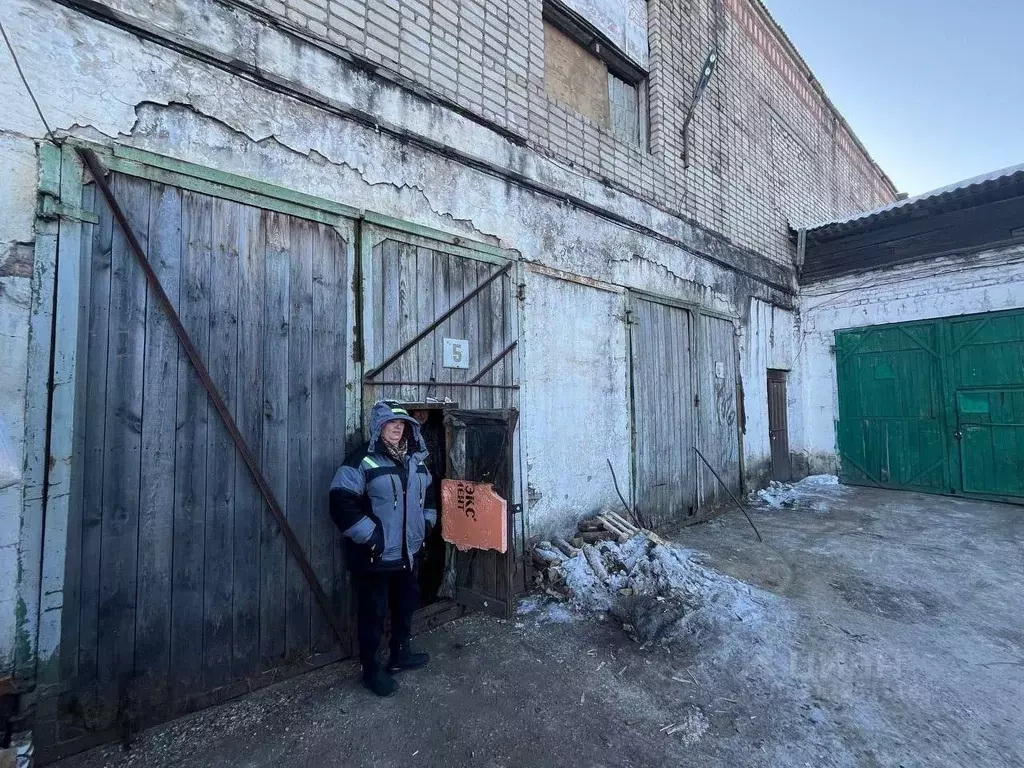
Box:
[354,565,421,669]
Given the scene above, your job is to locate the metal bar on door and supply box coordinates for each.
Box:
[467,340,517,384]
[363,261,512,381]
[77,147,350,648]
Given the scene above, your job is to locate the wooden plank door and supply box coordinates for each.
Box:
[835,322,949,492]
[767,369,791,482]
[360,223,518,412]
[629,297,696,529]
[945,310,1024,499]
[58,172,354,744]
[359,222,522,613]
[696,315,741,507]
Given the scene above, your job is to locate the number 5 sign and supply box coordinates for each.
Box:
[443,338,470,369]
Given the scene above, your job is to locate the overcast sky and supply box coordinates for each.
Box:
[762,0,1024,196]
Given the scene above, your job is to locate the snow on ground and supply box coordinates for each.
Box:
[751,474,841,512]
[523,535,783,652]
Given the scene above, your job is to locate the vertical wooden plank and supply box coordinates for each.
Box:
[311,224,344,652]
[450,257,470,404]
[286,218,314,657]
[260,211,290,665]
[332,225,353,649]
[415,246,434,399]
[203,198,241,688]
[396,242,417,402]
[97,174,150,695]
[488,265,506,409]
[433,250,452,395]
[372,238,385,398]
[380,239,400,402]
[232,206,265,677]
[77,179,113,688]
[477,261,494,409]
[170,188,211,694]
[59,182,96,685]
[134,183,181,704]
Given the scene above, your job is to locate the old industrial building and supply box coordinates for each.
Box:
[1,0,1017,758]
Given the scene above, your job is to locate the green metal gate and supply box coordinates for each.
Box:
[836,308,1024,502]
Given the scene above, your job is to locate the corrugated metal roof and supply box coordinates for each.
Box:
[805,162,1024,238]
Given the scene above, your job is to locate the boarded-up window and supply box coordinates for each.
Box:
[544,21,610,127]
[608,72,643,147]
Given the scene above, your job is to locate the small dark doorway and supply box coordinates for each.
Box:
[767,370,791,482]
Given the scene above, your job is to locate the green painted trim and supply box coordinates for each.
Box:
[363,213,511,264]
[110,144,361,218]
[38,142,61,197]
[103,156,348,227]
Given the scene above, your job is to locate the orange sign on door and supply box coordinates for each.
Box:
[440,479,507,553]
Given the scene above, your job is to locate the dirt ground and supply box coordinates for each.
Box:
[55,485,1024,768]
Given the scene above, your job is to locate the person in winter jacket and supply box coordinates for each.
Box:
[329,401,437,696]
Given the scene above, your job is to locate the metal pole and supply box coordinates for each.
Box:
[693,446,764,543]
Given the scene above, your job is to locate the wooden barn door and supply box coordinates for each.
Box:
[358,220,521,616]
[57,171,355,745]
[628,296,697,528]
[696,315,742,507]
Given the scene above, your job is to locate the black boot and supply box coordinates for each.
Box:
[387,642,430,673]
[362,663,398,697]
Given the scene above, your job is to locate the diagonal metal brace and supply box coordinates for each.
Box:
[77,147,349,648]
[363,260,512,381]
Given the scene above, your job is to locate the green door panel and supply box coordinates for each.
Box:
[835,323,948,492]
[957,389,1024,497]
[836,309,1024,501]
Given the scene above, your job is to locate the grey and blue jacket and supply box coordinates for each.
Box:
[330,402,437,571]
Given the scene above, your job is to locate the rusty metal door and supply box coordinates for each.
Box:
[629,297,696,528]
[55,171,355,750]
[444,409,519,618]
[767,369,791,482]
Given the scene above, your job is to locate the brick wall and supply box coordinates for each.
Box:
[247,0,897,265]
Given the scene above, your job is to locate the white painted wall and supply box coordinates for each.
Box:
[739,298,797,484]
[521,270,630,537]
[793,244,1024,475]
[0,133,42,673]
[0,0,791,673]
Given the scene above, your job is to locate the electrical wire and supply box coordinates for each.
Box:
[0,16,57,142]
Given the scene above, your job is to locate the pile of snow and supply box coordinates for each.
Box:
[751,474,840,511]
[526,535,772,647]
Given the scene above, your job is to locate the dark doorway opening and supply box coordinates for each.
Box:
[399,404,449,606]
[768,369,791,482]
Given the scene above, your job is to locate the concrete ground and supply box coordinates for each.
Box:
[55,486,1024,768]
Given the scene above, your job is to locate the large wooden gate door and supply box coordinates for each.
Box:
[358,220,521,615]
[55,169,355,747]
[946,311,1024,499]
[629,296,697,528]
[696,315,742,507]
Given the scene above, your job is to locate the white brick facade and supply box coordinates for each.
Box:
[245,0,897,264]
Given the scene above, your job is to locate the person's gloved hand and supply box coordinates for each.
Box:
[368,524,384,561]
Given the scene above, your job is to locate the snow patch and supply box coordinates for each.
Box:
[751,475,841,512]
[534,535,776,649]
